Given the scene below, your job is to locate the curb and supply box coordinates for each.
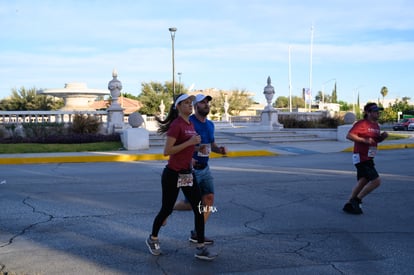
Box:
[0,150,278,165]
[342,143,414,152]
[2,143,412,165]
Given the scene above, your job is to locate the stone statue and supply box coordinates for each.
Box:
[159,100,165,120]
[223,94,229,121]
[263,76,275,110]
[261,76,283,130]
[108,69,123,110]
[106,69,124,134]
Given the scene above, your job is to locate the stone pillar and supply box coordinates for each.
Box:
[107,69,125,134]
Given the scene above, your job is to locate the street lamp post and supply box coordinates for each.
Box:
[169,27,177,99]
[288,45,292,112]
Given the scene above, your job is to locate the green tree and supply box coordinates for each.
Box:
[376,97,413,123]
[338,100,352,111]
[292,96,305,108]
[356,92,361,119]
[331,82,338,103]
[380,86,388,105]
[121,92,139,100]
[0,87,63,110]
[274,96,304,108]
[136,81,188,115]
[274,96,288,108]
[314,91,331,103]
[209,89,254,116]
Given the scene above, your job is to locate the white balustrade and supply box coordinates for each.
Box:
[0,111,108,125]
[0,110,329,131]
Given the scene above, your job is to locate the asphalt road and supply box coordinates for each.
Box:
[1,149,414,274]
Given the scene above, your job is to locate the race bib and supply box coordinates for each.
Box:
[197,144,211,157]
[368,146,377,158]
[177,173,193,188]
[352,154,360,164]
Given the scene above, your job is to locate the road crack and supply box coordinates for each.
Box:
[0,196,54,248]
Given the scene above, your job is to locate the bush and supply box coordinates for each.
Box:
[22,122,66,138]
[70,113,101,134]
[0,119,120,144]
[279,116,343,128]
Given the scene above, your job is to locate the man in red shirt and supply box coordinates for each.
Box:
[343,102,388,215]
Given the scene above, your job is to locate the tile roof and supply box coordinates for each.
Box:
[90,97,142,114]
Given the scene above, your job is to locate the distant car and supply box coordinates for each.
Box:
[408,122,414,131]
[393,118,414,131]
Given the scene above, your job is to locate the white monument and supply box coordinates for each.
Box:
[261,76,283,130]
[337,112,356,142]
[122,112,149,150]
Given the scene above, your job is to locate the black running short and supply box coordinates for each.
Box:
[355,159,379,181]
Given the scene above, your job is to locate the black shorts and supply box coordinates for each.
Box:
[355,159,379,181]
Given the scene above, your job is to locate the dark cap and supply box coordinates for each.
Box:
[364,102,384,112]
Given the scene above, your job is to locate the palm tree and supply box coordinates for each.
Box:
[380,86,388,106]
[0,87,63,110]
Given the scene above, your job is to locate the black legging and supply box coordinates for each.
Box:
[151,166,205,243]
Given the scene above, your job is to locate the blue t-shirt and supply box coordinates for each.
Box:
[190,114,215,165]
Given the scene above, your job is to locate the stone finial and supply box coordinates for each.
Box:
[344,112,356,124]
[263,76,275,109]
[128,112,144,128]
[108,69,122,96]
[107,69,123,110]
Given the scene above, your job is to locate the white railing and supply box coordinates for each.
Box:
[0,110,329,131]
[0,111,108,125]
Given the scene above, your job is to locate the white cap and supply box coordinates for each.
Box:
[174,94,196,108]
[193,94,212,105]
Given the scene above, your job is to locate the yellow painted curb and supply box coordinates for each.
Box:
[0,154,168,165]
[342,143,414,152]
[379,143,414,150]
[211,150,277,158]
[0,150,277,165]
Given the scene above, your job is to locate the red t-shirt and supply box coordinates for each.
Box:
[166,116,197,172]
[349,119,382,162]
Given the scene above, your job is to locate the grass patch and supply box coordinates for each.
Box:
[0,141,123,154]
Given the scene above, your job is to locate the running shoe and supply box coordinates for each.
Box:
[189,230,214,245]
[194,246,217,261]
[146,235,161,256]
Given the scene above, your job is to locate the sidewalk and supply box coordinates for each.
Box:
[1,135,413,165]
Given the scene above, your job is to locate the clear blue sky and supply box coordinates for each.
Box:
[1,0,413,106]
